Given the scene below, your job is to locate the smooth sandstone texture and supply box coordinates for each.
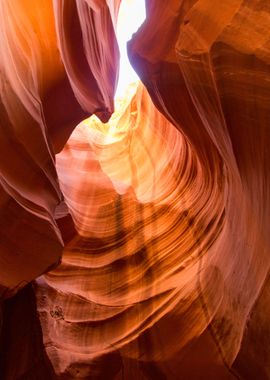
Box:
[35,83,237,379]
[1,0,270,379]
[129,0,270,376]
[0,0,119,296]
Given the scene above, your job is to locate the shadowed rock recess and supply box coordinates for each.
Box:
[0,1,269,379]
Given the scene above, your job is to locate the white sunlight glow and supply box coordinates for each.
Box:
[82,0,145,147]
[115,0,146,99]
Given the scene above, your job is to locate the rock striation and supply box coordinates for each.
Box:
[1,0,270,379]
[0,0,119,297]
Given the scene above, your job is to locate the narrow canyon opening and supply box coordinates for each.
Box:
[115,0,146,99]
[0,2,269,379]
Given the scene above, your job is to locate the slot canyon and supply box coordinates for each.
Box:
[0,1,270,379]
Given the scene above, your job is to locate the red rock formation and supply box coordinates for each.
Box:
[129,0,270,376]
[1,0,270,379]
[0,0,119,297]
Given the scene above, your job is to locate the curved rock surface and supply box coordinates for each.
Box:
[36,83,228,377]
[129,0,270,375]
[0,0,119,297]
[1,0,270,379]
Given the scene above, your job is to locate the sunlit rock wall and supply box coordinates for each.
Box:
[1,1,270,379]
[0,0,119,298]
[129,0,270,376]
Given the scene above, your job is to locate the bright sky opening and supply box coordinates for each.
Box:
[115,0,146,99]
[83,0,146,134]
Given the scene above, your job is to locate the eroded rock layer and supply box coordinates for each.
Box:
[35,83,228,378]
[129,0,270,375]
[0,0,119,296]
[1,1,270,379]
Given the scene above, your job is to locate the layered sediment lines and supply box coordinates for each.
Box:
[0,0,119,296]
[129,0,270,375]
[1,1,270,379]
[35,83,226,377]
